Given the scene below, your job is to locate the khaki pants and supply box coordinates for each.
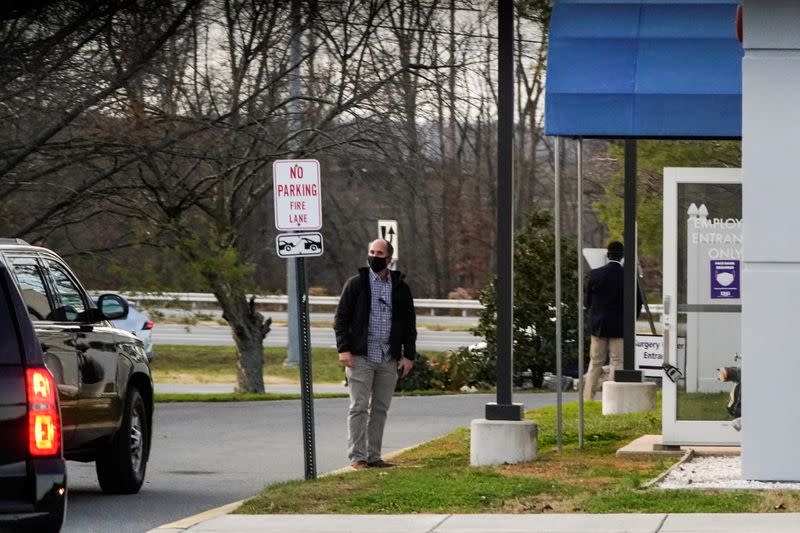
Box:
[346,357,398,464]
[584,336,623,401]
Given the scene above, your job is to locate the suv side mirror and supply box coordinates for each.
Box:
[97,294,129,321]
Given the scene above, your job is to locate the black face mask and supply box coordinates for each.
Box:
[367,255,388,272]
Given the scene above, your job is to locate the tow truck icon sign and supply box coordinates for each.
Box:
[275,232,324,258]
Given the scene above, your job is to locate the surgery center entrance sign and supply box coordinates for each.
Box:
[273,159,322,231]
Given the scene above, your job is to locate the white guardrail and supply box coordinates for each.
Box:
[101,291,664,319]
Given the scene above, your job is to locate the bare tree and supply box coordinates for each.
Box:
[30,0,454,392]
[0,1,200,207]
[0,0,620,393]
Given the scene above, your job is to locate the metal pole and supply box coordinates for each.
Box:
[286,267,299,365]
[288,0,315,478]
[295,257,317,479]
[485,0,522,421]
[577,138,584,449]
[619,139,641,382]
[637,268,657,335]
[555,137,563,454]
[284,0,303,367]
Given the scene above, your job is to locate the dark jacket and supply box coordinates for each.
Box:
[586,261,642,338]
[333,267,417,360]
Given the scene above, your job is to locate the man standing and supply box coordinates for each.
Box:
[334,239,416,469]
[584,241,640,401]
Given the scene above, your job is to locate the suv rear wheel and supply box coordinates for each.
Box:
[95,387,148,494]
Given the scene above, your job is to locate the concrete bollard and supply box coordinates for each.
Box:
[601,381,657,415]
[470,419,538,466]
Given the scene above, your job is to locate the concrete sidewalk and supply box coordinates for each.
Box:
[151,512,800,532]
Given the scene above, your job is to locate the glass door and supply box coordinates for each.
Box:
[662,168,742,445]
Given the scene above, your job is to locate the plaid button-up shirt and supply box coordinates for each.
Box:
[367,269,392,363]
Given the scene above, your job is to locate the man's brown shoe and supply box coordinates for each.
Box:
[367,459,395,468]
[351,460,369,470]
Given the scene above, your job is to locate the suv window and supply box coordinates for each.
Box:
[8,259,54,321]
[0,274,22,365]
[45,260,86,322]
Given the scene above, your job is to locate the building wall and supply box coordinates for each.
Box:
[741,0,800,481]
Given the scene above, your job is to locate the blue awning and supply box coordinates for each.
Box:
[544,0,743,139]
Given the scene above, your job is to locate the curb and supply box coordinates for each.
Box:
[321,441,425,477]
[148,500,243,531]
[149,441,430,530]
[641,450,694,489]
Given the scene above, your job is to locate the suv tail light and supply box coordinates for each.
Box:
[26,367,61,457]
[142,321,154,330]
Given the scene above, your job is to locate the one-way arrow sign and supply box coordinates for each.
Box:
[377,219,398,260]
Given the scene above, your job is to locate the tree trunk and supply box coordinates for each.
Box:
[212,283,272,393]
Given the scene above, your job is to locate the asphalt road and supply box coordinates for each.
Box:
[152,323,481,352]
[61,392,573,533]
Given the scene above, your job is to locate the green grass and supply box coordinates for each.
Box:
[154,392,348,402]
[584,490,759,513]
[157,316,475,332]
[153,390,463,403]
[236,397,791,515]
[262,319,335,328]
[151,345,346,383]
[529,400,662,452]
[151,345,450,384]
[676,391,732,421]
[237,427,562,514]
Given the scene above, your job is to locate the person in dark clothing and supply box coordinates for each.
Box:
[334,239,416,469]
[584,241,641,401]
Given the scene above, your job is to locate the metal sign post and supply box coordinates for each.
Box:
[295,256,316,480]
[273,157,323,480]
[285,0,304,369]
[577,138,585,449]
[485,0,522,421]
[554,137,563,454]
[620,140,642,382]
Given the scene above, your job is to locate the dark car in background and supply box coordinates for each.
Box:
[0,239,153,497]
[0,263,66,531]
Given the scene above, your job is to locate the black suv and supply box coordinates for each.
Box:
[0,262,66,531]
[0,239,153,496]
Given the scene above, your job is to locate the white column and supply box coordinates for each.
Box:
[742,0,800,481]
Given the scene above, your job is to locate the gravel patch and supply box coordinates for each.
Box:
[658,456,800,490]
